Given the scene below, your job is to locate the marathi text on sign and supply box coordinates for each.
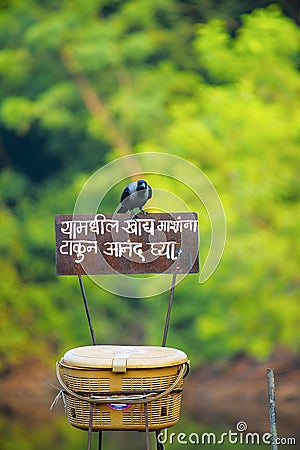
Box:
[55,213,199,275]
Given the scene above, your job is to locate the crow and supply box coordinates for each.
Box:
[117,179,152,218]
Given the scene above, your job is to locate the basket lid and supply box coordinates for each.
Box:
[62,345,188,372]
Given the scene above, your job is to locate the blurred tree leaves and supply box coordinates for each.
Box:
[0,1,299,368]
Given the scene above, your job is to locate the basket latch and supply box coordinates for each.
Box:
[112,356,127,373]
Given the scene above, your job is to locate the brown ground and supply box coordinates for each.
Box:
[182,349,300,439]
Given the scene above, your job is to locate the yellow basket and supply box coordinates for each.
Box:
[56,345,189,431]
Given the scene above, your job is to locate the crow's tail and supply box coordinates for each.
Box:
[117,204,127,213]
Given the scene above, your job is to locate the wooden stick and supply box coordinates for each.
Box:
[267,368,278,450]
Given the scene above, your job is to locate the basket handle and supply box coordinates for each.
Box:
[56,360,189,405]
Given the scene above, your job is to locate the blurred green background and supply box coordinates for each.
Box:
[1,0,299,367]
[0,0,299,448]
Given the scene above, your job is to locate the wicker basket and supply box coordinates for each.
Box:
[56,345,189,431]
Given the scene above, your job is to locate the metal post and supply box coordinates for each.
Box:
[98,431,102,450]
[144,403,151,450]
[156,431,164,450]
[162,274,177,347]
[87,403,94,450]
[267,368,278,450]
[156,274,177,450]
[78,274,97,345]
[78,275,101,449]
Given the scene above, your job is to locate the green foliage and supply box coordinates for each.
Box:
[0,1,299,369]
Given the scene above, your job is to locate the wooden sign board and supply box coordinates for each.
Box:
[55,213,199,275]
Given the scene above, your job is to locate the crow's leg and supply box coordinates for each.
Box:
[130,210,137,220]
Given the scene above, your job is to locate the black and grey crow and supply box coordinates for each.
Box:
[117,179,152,218]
